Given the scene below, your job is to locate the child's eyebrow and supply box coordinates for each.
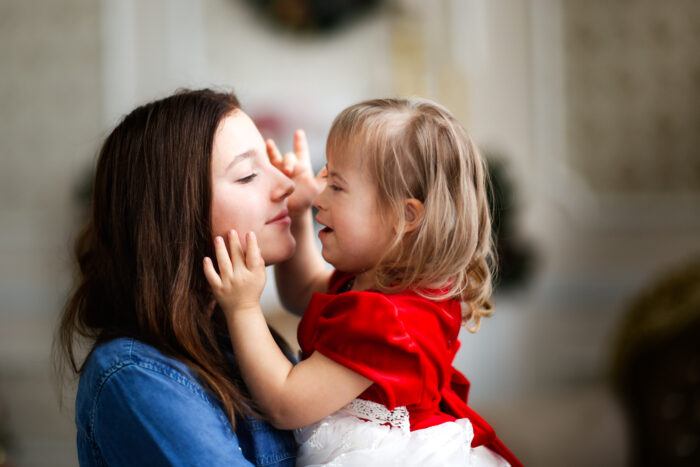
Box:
[327,169,347,184]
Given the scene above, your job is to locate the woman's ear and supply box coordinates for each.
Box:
[404,198,425,233]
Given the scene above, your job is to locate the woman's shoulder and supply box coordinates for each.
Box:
[84,336,187,368]
[83,337,196,380]
[76,337,297,466]
[76,337,218,425]
[79,337,206,402]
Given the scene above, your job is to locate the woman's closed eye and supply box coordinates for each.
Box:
[236,173,258,184]
[329,184,342,192]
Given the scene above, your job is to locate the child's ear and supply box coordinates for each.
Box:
[404,198,425,233]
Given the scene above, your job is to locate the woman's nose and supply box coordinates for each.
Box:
[272,170,295,202]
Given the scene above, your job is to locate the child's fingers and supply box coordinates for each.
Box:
[213,236,233,279]
[283,152,296,175]
[227,229,245,270]
[266,139,284,169]
[294,129,309,163]
[202,257,222,289]
[244,232,264,270]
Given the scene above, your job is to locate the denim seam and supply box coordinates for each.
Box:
[91,340,235,447]
[133,359,233,431]
[257,449,296,465]
[124,338,222,409]
[239,416,296,464]
[88,359,133,466]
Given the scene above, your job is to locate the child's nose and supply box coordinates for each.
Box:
[312,186,327,210]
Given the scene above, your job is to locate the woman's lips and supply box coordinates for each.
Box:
[270,216,291,226]
[267,210,291,225]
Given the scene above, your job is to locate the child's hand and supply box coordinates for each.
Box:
[267,130,326,218]
[203,230,266,316]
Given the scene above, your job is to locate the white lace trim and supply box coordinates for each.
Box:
[340,398,411,432]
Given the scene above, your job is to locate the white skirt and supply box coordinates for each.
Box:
[294,399,510,467]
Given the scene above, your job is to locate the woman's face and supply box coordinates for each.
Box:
[210,110,296,265]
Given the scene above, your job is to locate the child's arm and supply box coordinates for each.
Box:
[267,132,331,315]
[204,231,371,430]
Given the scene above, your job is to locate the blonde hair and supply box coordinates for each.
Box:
[327,98,496,332]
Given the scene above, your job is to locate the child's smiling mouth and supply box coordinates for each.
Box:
[315,216,334,234]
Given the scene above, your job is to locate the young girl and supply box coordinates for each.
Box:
[204,98,522,466]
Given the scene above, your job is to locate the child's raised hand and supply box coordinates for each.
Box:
[267,130,326,217]
[203,230,266,316]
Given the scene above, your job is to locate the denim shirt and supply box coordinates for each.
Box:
[75,337,296,466]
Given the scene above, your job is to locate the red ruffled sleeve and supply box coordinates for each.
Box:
[299,290,424,409]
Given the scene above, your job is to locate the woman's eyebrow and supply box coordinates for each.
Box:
[225,150,256,172]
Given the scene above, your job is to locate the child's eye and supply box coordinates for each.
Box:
[237,173,258,184]
[329,184,342,192]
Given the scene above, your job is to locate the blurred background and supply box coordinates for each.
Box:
[1,0,699,465]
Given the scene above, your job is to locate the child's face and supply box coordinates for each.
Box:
[313,147,395,275]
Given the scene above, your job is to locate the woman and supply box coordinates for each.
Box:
[56,89,298,466]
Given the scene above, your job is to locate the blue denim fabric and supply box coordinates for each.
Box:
[75,337,296,466]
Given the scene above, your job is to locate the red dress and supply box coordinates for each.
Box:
[297,271,522,467]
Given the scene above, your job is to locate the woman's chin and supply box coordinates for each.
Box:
[261,235,296,265]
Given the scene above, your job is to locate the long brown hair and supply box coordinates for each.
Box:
[55,88,254,424]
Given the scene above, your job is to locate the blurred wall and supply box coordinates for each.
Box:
[0,0,101,361]
[0,1,102,465]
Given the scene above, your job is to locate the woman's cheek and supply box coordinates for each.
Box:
[211,188,245,238]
